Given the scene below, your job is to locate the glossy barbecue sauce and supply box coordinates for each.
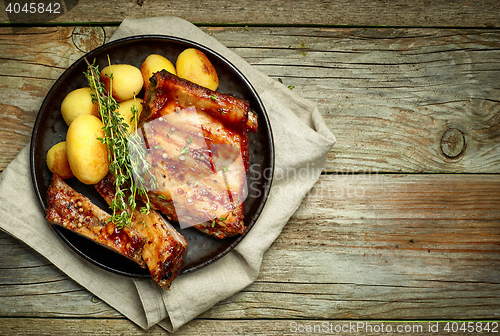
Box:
[139,70,251,233]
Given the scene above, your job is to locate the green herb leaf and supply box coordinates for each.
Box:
[84,57,157,229]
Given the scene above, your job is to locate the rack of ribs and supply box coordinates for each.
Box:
[46,174,146,267]
[46,174,187,289]
[95,174,187,288]
[139,70,258,239]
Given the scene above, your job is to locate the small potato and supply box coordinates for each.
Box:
[100,64,143,102]
[66,115,109,185]
[141,54,176,90]
[46,142,74,179]
[176,48,219,91]
[60,87,98,125]
[116,98,143,133]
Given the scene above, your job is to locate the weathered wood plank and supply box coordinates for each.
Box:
[211,27,500,173]
[2,247,497,320]
[1,26,499,173]
[0,319,497,336]
[0,235,122,318]
[1,174,498,320]
[0,27,85,171]
[1,317,492,336]
[0,0,498,28]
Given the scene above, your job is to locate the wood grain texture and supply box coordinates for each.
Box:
[1,20,499,335]
[214,27,500,173]
[1,175,498,331]
[1,318,493,336]
[0,0,499,28]
[0,26,499,173]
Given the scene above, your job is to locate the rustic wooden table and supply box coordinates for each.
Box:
[1,1,499,335]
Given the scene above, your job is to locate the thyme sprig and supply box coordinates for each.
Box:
[84,57,157,229]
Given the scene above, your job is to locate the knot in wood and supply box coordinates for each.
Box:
[72,27,105,53]
[440,128,465,158]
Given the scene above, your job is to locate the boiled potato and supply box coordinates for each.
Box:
[141,54,176,89]
[116,98,143,133]
[46,142,74,179]
[66,115,109,185]
[60,87,98,125]
[100,64,143,102]
[176,48,219,91]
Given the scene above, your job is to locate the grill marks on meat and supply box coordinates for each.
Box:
[95,174,187,289]
[46,174,146,267]
[141,71,257,239]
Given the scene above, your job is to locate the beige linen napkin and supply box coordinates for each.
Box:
[0,17,335,332]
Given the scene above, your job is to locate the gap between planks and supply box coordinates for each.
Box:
[0,0,499,28]
[0,317,499,336]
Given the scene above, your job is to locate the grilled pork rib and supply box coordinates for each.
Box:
[46,174,146,267]
[95,174,187,289]
[141,70,258,239]
[45,174,186,289]
[144,69,258,134]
